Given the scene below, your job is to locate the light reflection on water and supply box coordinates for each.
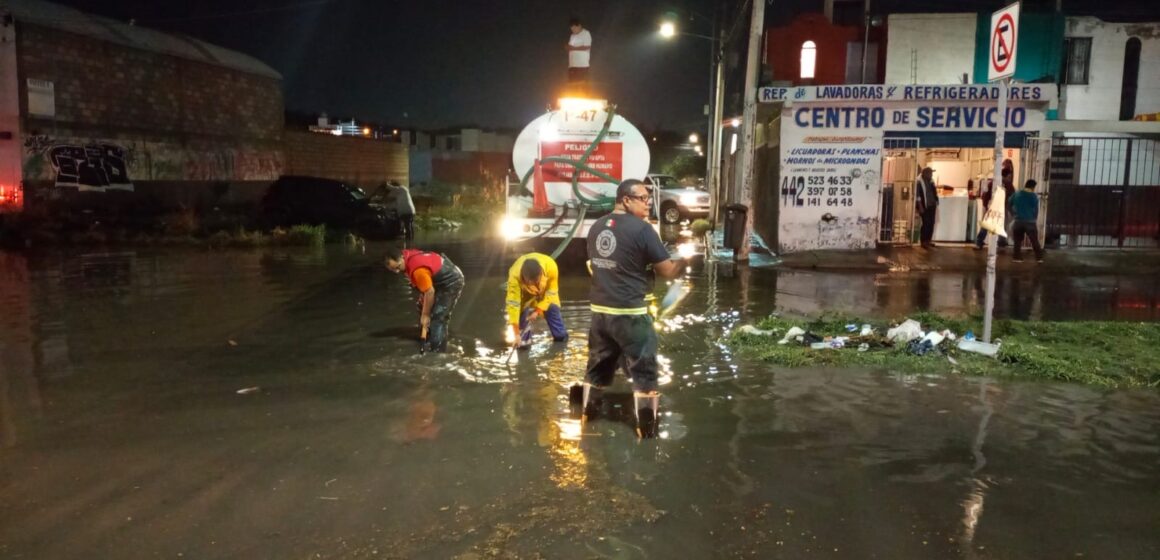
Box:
[0,245,1158,559]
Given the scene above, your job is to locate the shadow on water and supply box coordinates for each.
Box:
[1,243,1159,558]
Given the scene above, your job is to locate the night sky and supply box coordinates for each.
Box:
[46,0,1158,131]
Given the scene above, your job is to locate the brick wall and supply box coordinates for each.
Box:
[17,24,282,140]
[282,130,408,188]
[17,22,284,195]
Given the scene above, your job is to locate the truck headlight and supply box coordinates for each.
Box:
[499,217,521,240]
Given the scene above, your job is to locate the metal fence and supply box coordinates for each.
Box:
[879,137,920,244]
[1033,136,1160,248]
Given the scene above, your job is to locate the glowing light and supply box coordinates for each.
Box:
[800,40,817,79]
[688,133,699,144]
[731,117,741,128]
[539,121,559,141]
[677,242,697,258]
[557,97,607,112]
[659,21,676,38]
[362,127,371,135]
[499,217,522,240]
[679,193,698,206]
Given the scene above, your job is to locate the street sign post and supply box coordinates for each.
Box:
[983,2,1019,344]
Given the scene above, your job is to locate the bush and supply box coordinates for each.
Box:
[691,219,713,237]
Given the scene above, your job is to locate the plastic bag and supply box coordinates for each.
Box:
[886,319,923,344]
[980,186,1008,237]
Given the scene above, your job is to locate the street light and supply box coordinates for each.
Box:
[657,11,722,224]
[689,133,699,144]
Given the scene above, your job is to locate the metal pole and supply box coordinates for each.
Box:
[734,0,765,262]
[860,0,871,83]
[704,15,716,194]
[983,78,1008,343]
[708,45,725,225]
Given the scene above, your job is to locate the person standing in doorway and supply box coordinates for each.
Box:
[567,17,591,83]
[915,167,939,248]
[1009,179,1045,263]
[975,159,1014,249]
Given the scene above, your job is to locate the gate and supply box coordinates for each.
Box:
[879,137,920,245]
[1038,136,1160,248]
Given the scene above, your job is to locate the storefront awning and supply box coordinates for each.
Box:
[884,131,1027,149]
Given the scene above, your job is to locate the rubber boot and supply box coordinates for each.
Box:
[580,383,603,422]
[634,391,660,439]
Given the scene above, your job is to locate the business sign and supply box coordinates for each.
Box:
[788,102,1046,132]
[539,141,622,183]
[512,109,649,205]
[779,125,884,253]
[26,79,55,117]
[989,2,1020,81]
[758,84,1053,104]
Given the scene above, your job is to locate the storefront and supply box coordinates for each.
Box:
[759,84,1056,253]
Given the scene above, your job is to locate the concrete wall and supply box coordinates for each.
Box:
[885,14,978,84]
[16,22,284,203]
[282,130,408,189]
[1061,17,1160,120]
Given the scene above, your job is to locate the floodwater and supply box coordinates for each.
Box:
[1,241,1158,559]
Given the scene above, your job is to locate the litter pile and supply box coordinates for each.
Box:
[738,317,1002,358]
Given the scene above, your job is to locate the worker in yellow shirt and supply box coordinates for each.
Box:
[507,253,567,348]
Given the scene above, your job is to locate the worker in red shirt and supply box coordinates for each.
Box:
[385,247,465,352]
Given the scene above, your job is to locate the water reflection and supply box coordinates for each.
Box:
[0,246,1159,558]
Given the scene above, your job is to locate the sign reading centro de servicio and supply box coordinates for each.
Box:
[989,2,1020,82]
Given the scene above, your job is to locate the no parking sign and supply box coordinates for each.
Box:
[988,2,1020,82]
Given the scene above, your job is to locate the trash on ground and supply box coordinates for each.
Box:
[906,339,939,356]
[236,387,260,395]
[779,326,806,345]
[845,324,857,332]
[857,343,870,352]
[921,330,946,347]
[802,332,823,345]
[809,342,828,350]
[887,319,923,344]
[860,324,873,336]
[958,338,1001,357]
[738,325,776,336]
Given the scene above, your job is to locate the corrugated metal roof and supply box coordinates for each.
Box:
[2,0,282,80]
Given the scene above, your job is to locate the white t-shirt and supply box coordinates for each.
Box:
[568,29,591,68]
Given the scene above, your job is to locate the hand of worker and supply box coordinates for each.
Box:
[528,308,542,322]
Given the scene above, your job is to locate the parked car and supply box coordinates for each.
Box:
[261,176,400,239]
[646,174,711,224]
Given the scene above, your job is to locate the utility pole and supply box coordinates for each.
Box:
[733,0,765,262]
[707,20,725,226]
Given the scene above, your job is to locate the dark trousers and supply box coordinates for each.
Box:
[585,313,658,393]
[420,268,464,352]
[975,228,1008,248]
[567,67,589,83]
[1011,220,1044,260]
[400,213,414,241]
[519,303,568,345]
[919,206,937,245]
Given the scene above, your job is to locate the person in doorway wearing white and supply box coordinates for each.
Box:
[916,167,939,249]
[567,17,591,82]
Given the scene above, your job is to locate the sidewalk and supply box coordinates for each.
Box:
[775,244,1160,274]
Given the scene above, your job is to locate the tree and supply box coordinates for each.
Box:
[661,152,706,181]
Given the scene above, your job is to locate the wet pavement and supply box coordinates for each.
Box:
[1,240,1159,559]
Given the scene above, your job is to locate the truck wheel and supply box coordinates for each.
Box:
[661,202,681,224]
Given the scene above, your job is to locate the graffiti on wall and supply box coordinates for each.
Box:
[24,135,134,191]
[22,134,282,187]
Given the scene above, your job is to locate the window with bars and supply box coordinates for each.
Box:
[1062,38,1092,85]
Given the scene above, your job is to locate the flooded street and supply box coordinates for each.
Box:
[1,241,1159,559]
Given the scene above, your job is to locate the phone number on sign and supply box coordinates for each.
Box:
[781,175,855,207]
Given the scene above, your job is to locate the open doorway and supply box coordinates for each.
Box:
[880,137,919,245]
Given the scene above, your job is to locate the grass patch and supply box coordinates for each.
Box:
[730,313,1160,389]
[416,204,501,230]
